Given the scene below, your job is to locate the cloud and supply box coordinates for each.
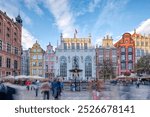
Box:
[88,0,101,12]
[94,0,129,45]
[43,0,76,37]
[23,0,43,15]
[0,0,32,25]
[22,28,37,50]
[0,0,39,49]
[136,19,150,35]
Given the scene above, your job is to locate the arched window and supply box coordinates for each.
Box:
[60,56,67,77]
[85,56,92,77]
[72,56,79,68]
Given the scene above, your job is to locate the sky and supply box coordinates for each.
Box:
[0,0,150,50]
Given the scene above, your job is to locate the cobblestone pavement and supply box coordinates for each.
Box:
[4,82,150,100]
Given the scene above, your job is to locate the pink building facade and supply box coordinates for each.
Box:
[44,43,55,78]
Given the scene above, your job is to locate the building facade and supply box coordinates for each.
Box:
[55,33,96,80]
[96,35,118,80]
[21,49,30,75]
[132,29,150,62]
[44,43,55,78]
[29,41,45,77]
[114,33,135,75]
[0,10,22,77]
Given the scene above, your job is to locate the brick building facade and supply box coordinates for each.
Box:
[0,10,22,77]
[114,33,135,75]
[96,35,117,80]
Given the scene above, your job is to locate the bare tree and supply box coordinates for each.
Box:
[98,59,116,81]
[135,55,150,75]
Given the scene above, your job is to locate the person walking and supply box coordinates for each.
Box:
[25,80,31,91]
[136,78,140,88]
[41,81,51,100]
[51,79,61,100]
[34,80,40,97]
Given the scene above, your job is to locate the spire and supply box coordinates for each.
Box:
[60,33,63,42]
[15,13,23,26]
[74,29,77,38]
[134,29,136,34]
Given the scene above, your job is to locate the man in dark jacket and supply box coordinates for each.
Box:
[51,79,61,100]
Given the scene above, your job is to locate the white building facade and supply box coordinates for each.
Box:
[55,33,96,81]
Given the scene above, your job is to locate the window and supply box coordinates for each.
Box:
[99,49,103,54]
[0,40,2,50]
[15,47,18,55]
[99,56,103,64]
[121,63,126,70]
[106,49,109,57]
[14,38,17,42]
[85,56,92,77]
[121,55,126,61]
[128,63,133,70]
[32,55,37,59]
[76,43,80,49]
[0,56,2,67]
[32,69,37,75]
[141,42,144,46]
[38,62,42,66]
[145,42,148,47]
[37,49,41,52]
[71,43,75,50]
[136,49,140,57]
[14,32,17,36]
[68,43,70,49]
[50,57,54,61]
[7,43,11,53]
[84,43,87,49]
[33,49,36,52]
[64,43,67,50]
[112,49,116,55]
[38,55,42,59]
[141,50,144,56]
[112,57,117,63]
[6,33,10,37]
[136,41,139,46]
[14,60,18,69]
[60,56,67,77]
[32,62,36,66]
[46,65,48,72]
[128,47,132,52]
[128,54,132,60]
[6,58,11,68]
[7,27,10,32]
[121,47,125,52]
[38,69,43,76]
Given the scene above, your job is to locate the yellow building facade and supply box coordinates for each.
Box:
[60,33,92,50]
[30,41,45,77]
[132,30,150,55]
[102,35,114,47]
